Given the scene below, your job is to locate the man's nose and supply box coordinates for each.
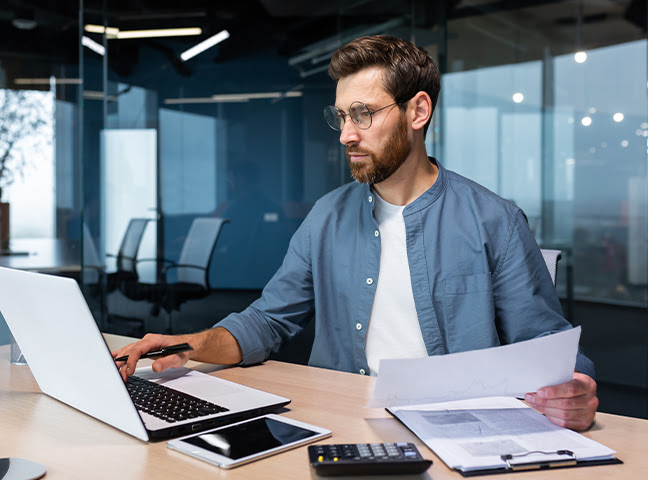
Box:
[339,118,360,145]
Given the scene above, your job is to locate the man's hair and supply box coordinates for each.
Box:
[328,35,440,136]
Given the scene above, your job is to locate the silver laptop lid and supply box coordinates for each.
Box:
[0,267,149,441]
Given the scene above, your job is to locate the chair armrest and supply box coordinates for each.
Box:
[160,264,208,286]
[135,257,174,265]
[161,263,207,275]
[106,253,136,261]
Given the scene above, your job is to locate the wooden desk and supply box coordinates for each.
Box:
[1,335,647,479]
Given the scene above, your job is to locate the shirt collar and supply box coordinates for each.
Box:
[360,157,446,214]
[400,157,446,215]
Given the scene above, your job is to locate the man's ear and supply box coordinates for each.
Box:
[409,92,432,132]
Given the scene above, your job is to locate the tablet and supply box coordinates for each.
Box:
[167,414,332,469]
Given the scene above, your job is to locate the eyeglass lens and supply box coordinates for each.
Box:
[324,102,374,131]
[324,102,371,130]
[349,102,372,128]
[324,105,343,130]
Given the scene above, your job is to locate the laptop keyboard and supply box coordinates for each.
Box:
[127,375,229,423]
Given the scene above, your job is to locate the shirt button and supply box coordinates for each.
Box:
[359,369,366,375]
[374,230,379,237]
[356,323,362,330]
[368,195,373,203]
[366,278,374,285]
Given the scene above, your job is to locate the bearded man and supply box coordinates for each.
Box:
[114,35,598,431]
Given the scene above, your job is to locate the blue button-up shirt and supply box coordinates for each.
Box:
[217,158,594,377]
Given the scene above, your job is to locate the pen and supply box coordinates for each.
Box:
[114,343,193,362]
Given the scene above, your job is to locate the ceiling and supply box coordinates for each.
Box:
[0,0,644,82]
[0,0,416,78]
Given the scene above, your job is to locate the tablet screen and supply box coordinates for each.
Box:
[182,416,320,460]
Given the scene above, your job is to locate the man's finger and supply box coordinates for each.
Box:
[543,413,591,431]
[542,406,596,431]
[528,393,589,411]
[152,355,179,372]
[537,378,590,400]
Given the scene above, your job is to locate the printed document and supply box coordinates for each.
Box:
[368,327,581,407]
[388,396,617,473]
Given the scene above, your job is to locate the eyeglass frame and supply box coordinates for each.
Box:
[323,100,404,131]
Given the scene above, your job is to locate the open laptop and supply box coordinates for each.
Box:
[0,266,290,442]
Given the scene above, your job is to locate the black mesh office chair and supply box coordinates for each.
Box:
[152,217,228,319]
[105,218,151,293]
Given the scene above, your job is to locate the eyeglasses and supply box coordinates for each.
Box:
[323,101,400,131]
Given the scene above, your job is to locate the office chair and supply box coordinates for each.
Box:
[152,217,229,324]
[540,248,562,287]
[105,218,151,293]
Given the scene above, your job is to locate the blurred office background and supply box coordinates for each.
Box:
[0,0,646,418]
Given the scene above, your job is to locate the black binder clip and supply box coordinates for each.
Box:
[501,450,577,471]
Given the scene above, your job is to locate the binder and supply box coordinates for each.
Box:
[387,396,621,476]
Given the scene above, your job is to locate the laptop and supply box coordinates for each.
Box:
[0,266,290,442]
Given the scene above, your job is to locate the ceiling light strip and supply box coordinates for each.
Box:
[14,78,82,85]
[83,91,118,101]
[84,25,202,39]
[82,36,105,56]
[180,30,230,61]
[165,91,302,104]
[299,64,330,79]
[84,25,119,38]
[212,92,302,101]
[165,97,245,104]
[118,27,202,39]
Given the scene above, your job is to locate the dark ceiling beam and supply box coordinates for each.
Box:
[448,0,569,20]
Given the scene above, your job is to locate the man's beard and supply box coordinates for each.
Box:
[346,114,411,184]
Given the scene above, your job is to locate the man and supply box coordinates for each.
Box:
[114,35,598,431]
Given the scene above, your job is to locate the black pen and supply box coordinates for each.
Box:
[114,343,193,362]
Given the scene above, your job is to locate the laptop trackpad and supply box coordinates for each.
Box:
[134,366,248,403]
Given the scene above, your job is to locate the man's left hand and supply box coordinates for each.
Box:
[525,372,598,431]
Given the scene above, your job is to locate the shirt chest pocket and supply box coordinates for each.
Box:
[443,272,500,352]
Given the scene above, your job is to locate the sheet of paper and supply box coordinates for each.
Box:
[389,396,616,473]
[368,327,580,407]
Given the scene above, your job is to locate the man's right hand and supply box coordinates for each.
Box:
[111,327,243,382]
[112,333,195,382]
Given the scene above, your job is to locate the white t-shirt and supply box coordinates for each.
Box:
[365,191,428,375]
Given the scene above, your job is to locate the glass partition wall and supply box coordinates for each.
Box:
[0,2,86,345]
[0,0,646,419]
[439,0,648,418]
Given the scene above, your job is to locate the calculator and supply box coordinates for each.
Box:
[308,442,432,476]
